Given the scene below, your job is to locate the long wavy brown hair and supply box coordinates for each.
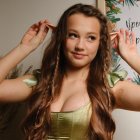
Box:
[23,3,116,140]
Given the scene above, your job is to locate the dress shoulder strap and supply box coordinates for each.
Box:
[107,70,128,88]
[22,69,41,87]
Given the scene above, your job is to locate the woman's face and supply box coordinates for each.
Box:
[64,13,101,69]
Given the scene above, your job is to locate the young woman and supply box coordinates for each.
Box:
[0,3,140,140]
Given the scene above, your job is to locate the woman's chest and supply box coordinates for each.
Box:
[50,80,90,112]
[48,102,92,140]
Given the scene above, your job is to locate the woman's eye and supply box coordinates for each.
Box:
[67,33,78,39]
[87,36,96,42]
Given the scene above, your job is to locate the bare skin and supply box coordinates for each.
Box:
[0,20,54,102]
[0,14,140,113]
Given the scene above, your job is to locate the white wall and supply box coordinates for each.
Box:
[1,0,140,140]
[113,110,140,140]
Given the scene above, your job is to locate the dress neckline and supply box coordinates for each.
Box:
[51,102,91,114]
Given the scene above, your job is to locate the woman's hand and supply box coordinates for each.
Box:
[117,29,137,61]
[20,20,55,51]
[110,29,140,74]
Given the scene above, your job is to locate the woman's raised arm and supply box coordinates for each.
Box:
[0,20,54,82]
[112,29,140,111]
[0,20,54,102]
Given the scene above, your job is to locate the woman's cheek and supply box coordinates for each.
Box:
[66,40,76,50]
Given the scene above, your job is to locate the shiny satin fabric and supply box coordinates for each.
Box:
[47,102,91,140]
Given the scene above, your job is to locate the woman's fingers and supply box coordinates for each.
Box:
[47,23,56,30]
[110,32,118,41]
[22,19,55,46]
[110,31,119,49]
[125,30,131,44]
[29,19,55,34]
[36,20,56,42]
[37,23,48,40]
[44,20,56,30]
[131,32,136,45]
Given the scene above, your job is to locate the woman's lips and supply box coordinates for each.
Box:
[72,52,87,59]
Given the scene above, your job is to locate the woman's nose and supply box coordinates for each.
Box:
[75,39,85,50]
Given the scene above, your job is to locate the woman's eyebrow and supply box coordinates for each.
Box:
[88,32,97,34]
[67,29,78,32]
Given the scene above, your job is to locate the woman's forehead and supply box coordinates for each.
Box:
[67,13,101,34]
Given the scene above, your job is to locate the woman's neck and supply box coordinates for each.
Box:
[64,65,89,81]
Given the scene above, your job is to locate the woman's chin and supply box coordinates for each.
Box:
[67,61,90,70]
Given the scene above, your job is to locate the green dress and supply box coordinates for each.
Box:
[47,102,91,140]
[23,70,127,140]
